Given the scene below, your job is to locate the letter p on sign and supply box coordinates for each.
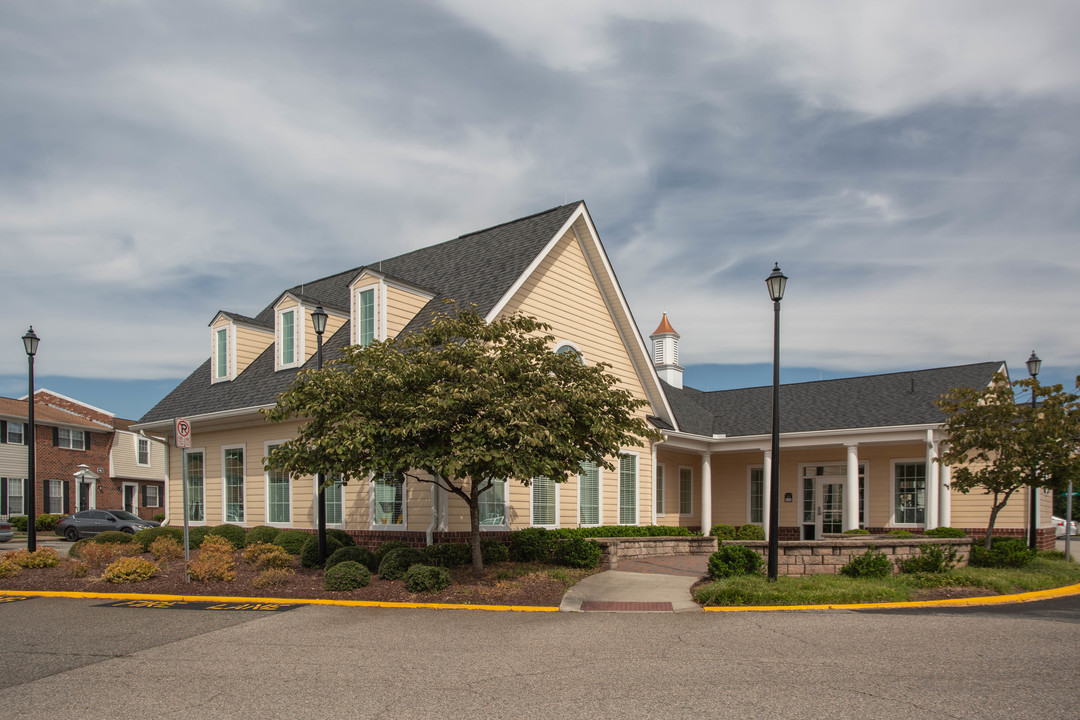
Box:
[175,418,192,449]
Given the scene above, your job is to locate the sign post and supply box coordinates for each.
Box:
[175,418,192,583]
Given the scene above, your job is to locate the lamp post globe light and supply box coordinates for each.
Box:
[1027,351,1041,550]
[22,327,39,552]
[766,264,786,581]
[312,306,329,564]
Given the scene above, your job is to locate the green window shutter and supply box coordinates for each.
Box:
[618,454,637,525]
[578,462,600,525]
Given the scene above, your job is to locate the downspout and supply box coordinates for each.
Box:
[426,476,442,546]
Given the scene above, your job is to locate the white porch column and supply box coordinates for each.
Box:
[701,452,712,536]
[762,451,772,541]
[939,461,951,528]
[844,444,859,531]
[925,431,940,531]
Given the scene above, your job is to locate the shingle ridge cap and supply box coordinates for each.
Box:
[453,201,581,241]
[285,265,365,295]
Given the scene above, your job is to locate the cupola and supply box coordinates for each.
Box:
[650,313,684,389]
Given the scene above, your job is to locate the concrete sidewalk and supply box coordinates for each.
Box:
[560,554,709,613]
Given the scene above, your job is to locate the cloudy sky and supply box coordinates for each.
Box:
[2,0,1078,419]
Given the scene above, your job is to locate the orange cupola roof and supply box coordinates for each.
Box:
[651,313,677,336]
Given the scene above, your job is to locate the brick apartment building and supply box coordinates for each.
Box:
[0,390,166,522]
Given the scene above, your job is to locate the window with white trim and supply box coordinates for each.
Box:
[136,437,150,467]
[6,477,25,515]
[144,485,161,508]
[214,327,229,380]
[893,462,926,525]
[266,444,290,524]
[325,477,343,525]
[47,479,63,514]
[58,428,86,450]
[6,422,24,445]
[655,464,665,516]
[578,461,600,526]
[358,288,375,347]
[531,476,556,527]
[373,473,404,526]
[618,453,637,525]
[479,479,507,526]
[185,450,205,522]
[748,467,764,524]
[679,467,693,515]
[280,309,296,367]
[223,447,245,523]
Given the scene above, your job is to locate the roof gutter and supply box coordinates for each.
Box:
[131,404,276,432]
[662,422,944,451]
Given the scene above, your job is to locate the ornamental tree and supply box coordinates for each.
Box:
[936,372,1080,548]
[264,303,661,572]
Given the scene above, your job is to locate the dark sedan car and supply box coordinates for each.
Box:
[0,520,13,543]
[53,510,160,541]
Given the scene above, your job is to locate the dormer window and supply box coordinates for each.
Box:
[277,307,300,370]
[213,327,229,381]
[358,288,375,347]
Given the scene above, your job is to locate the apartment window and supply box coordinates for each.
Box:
[325,478,343,525]
[46,479,64,515]
[655,464,665,516]
[215,327,228,379]
[894,462,926,525]
[4,478,25,515]
[578,461,600,526]
[185,450,205,523]
[479,479,507,526]
[266,444,290,524]
[373,473,404,526]
[223,447,245,523]
[531,475,556,527]
[6,422,24,445]
[136,437,150,466]
[57,428,86,450]
[358,288,375,347]
[618,453,637,525]
[144,485,161,508]
[679,467,693,515]
[280,309,296,366]
[749,467,764,524]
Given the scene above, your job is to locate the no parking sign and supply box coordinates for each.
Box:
[175,418,191,449]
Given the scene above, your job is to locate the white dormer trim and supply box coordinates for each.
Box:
[211,323,234,384]
[274,298,304,371]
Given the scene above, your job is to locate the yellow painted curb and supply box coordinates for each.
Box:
[702,582,1080,612]
[0,589,559,613]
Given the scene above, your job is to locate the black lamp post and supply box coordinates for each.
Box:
[766,264,787,581]
[312,305,329,564]
[22,327,39,552]
[1026,350,1041,550]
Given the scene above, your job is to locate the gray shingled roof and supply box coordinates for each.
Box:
[661,361,1005,437]
[139,203,582,425]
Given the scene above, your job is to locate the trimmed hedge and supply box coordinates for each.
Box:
[325,546,377,572]
[403,564,452,593]
[886,529,916,538]
[133,526,184,552]
[325,561,371,591]
[273,529,312,555]
[207,524,247,549]
[373,540,411,568]
[423,543,472,568]
[707,546,763,578]
[187,526,212,550]
[709,524,736,541]
[36,514,61,532]
[95,531,138,545]
[735,524,765,541]
[509,528,554,562]
[378,547,427,580]
[843,528,871,535]
[924,527,966,538]
[548,525,695,540]
[970,537,1035,568]
[480,538,509,564]
[300,535,345,569]
[7,516,28,532]
[553,537,602,568]
[326,529,355,547]
[245,525,280,546]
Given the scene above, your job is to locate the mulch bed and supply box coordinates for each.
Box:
[0,548,596,607]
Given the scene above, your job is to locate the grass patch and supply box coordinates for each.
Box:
[694,552,1080,607]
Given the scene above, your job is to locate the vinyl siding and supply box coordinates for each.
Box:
[235,325,273,376]
[0,444,26,477]
[111,430,166,480]
[301,306,347,363]
[386,285,431,338]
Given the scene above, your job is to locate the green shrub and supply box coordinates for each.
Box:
[886,529,915,538]
[5,547,61,569]
[7,516,27,532]
[244,525,280,546]
[553,537,602,568]
[69,538,91,558]
[325,546,377,572]
[324,561,371,591]
[843,528,871,535]
[897,544,960,574]
[510,528,553,562]
[326,529,355,547]
[924,526,966,538]
[36,514,60,532]
[133,526,184,552]
[548,525,694,540]
[207,524,247,549]
[95,530,137,545]
[480,538,509,564]
[970,537,1035,568]
[242,542,294,570]
[373,540,411,568]
[403,564,452,593]
[101,556,159,583]
[187,525,212,550]
[841,546,893,578]
[423,543,472,568]
[707,545,764,579]
[153,513,166,522]
[709,524,736,540]
[378,547,427,580]
[736,524,766,541]
[272,529,312,555]
[300,535,345,569]
[0,556,21,578]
